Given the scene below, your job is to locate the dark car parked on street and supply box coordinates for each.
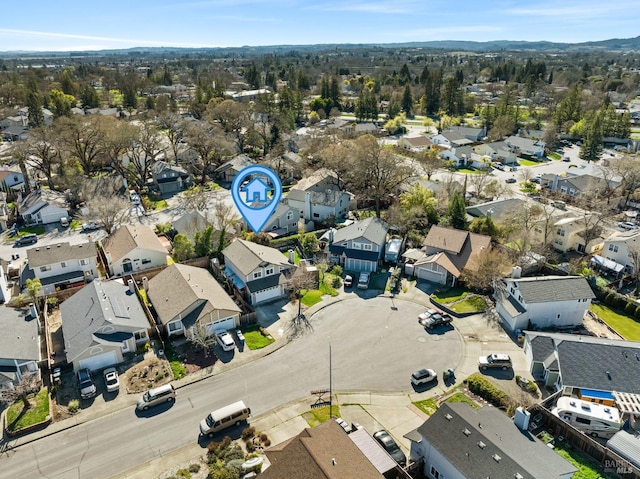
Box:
[373,429,406,467]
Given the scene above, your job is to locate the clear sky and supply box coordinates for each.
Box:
[2,0,639,52]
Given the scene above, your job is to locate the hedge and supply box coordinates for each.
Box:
[464,374,512,410]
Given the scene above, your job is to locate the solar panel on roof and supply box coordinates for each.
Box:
[109,297,129,318]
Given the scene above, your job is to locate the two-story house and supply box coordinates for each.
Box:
[60,279,151,371]
[147,263,241,338]
[495,275,595,333]
[101,224,168,277]
[327,217,389,273]
[16,189,68,226]
[403,226,491,286]
[222,238,296,305]
[599,229,640,275]
[250,201,301,237]
[505,135,545,157]
[544,174,610,198]
[150,160,191,195]
[430,131,473,148]
[0,167,25,191]
[407,403,576,479]
[551,215,604,254]
[25,241,97,295]
[214,154,254,185]
[286,169,353,224]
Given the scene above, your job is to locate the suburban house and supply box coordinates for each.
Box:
[25,241,97,295]
[251,201,301,237]
[598,229,640,275]
[439,146,484,168]
[101,224,168,277]
[286,169,353,224]
[327,217,389,273]
[0,192,9,231]
[0,167,25,191]
[214,154,254,184]
[474,141,518,165]
[505,135,545,157]
[1,126,28,142]
[406,402,576,479]
[60,279,151,371]
[403,226,491,286]
[150,160,191,195]
[0,261,11,303]
[260,420,407,479]
[495,275,595,333]
[222,238,296,305]
[466,198,528,223]
[544,174,611,197]
[445,126,486,142]
[172,210,209,240]
[430,131,473,148]
[524,331,640,398]
[551,215,604,254]
[0,305,41,392]
[397,136,433,151]
[16,189,68,226]
[147,264,241,338]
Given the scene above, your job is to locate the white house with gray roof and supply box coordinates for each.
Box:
[286,169,353,224]
[505,135,545,157]
[17,188,68,226]
[147,264,241,338]
[222,238,296,305]
[0,305,41,392]
[327,217,389,273]
[407,402,576,479]
[495,275,595,333]
[101,224,168,277]
[60,279,150,371]
[26,241,97,295]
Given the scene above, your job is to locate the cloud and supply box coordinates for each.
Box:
[505,1,636,18]
[308,0,423,14]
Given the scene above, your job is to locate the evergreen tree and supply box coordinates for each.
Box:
[26,90,44,128]
[448,192,468,230]
[80,85,100,108]
[60,70,76,96]
[580,109,604,162]
[401,84,413,116]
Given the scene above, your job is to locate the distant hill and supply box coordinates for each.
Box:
[2,35,640,58]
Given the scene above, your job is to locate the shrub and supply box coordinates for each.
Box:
[635,305,640,319]
[330,265,343,277]
[260,433,268,442]
[625,302,636,315]
[605,292,615,306]
[263,439,271,447]
[176,469,191,479]
[68,399,80,414]
[464,374,511,409]
[188,464,200,473]
[331,276,342,288]
[242,426,256,440]
[245,440,256,453]
[222,445,245,462]
[616,295,628,310]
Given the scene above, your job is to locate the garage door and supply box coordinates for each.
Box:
[253,286,281,304]
[79,350,118,371]
[345,258,375,273]
[204,316,236,336]
[416,266,445,285]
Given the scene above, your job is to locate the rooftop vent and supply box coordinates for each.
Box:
[463,428,471,436]
[493,454,502,462]
[444,413,453,421]
[478,441,486,449]
[515,473,524,479]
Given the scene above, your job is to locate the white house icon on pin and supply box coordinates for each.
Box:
[243,177,270,203]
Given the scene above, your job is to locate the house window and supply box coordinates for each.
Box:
[555,239,563,246]
[352,242,362,250]
[266,267,274,275]
[134,330,148,342]
[141,258,151,265]
[80,259,89,266]
[313,213,320,218]
[560,186,568,194]
[608,244,619,253]
[510,287,515,294]
[569,188,577,196]
[430,466,442,479]
[61,262,66,268]
[40,265,51,272]
[253,271,262,279]
[557,229,565,237]
[363,243,372,251]
[168,322,182,332]
[286,211,294,221]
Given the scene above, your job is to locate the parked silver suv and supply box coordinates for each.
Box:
[478,353,512,370]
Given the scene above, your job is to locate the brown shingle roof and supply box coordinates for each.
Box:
[261,420,383,479]
[101,224,166,264]
[422,226,492,276]
[424,225,469,253]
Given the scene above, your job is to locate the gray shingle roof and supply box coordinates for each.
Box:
[0,305,40,362]
[331,217,389,246]
[512,276,595,303]
[222,239,293,276]
[416,403,576,479]
[60,280,149,362]
[101,224,167,263]
[27,241,96,268]
[530,335,555,362]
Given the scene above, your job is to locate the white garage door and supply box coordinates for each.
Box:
[204,316,236,336]
[416,267,446,285]
[345,258,375,273]
[253,286,281,304]
[79,351,118,371]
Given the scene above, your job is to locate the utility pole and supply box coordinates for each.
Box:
[329,340,333,418]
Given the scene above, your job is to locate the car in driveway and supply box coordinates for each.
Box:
[216,331,236,351]
[618,221,638,231]
[373,430,406,467]
[478,353,512,370]
[505,177,517,184]
[82,221,101,232]
[357,272,370,290]
[411,368,437,386]
[77,368,97,399]
[343,275,353,288]
[563,156,571,162]
[103,367,120,393]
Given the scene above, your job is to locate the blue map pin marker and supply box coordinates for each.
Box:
[231,165,282,234]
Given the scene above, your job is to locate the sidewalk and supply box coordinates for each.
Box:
[4,281,524,478]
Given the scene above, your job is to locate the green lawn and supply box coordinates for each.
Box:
[242,328,275,349]
[19,226,46,236]
[446,392,481,410]
[589,303,640,341]
[518,158,541,166]
[164,343,187,380]
[148,198,168,210]
[432,287,469,303]
[6,389,50,432]
[554,443,617,479]
[548,152,561,160]
[303,405,341,427]
[301,289,323,307]
[457,168,486,174]
[449,296,486,313]
[413,392,480,416]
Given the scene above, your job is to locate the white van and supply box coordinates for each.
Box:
[60,217,69,228]
[200,401,251,437]
[552,397,621,439]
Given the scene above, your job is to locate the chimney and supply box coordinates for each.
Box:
[304,192,312,220]
[128,278,135,294]
[513,407,531,431]
[512,266,522,279]
[29,303,38,319]
[142,277,149,292]
[288,249,295,264]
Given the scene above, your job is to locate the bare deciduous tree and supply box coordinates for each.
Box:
[84,194,130,234]
[461,248,511,292]
[0,373,41,409]
[187,322,216,358]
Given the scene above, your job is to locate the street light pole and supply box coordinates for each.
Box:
[329,340,333,418]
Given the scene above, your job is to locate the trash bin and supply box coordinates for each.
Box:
[236,330,245,349]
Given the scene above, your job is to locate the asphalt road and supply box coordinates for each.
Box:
[0,297,462,479]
